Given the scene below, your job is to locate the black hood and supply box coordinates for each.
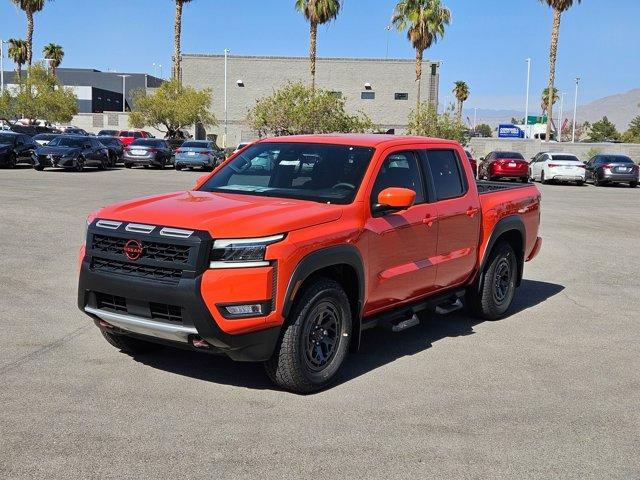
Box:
[36,145,82,156]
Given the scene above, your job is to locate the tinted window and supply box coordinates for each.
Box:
[0,135,17,145]
[181,141,210,148]
[201,142,374,205]
[495,151,524,160]
[424,150,466,200]
[130,139,165,147]
[601,155,633,164]
[370,152,425,205]
[550,154,580,162]
[48,137,85,148]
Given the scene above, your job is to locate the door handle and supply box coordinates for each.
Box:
[422,214,438,227]
[466,207,480,218]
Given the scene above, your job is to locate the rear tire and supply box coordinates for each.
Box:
[576,181,584,186]
[124,163,132,169]
[630,181,638,188]
[520,176,528,183]
[100,330,159,354]
[265,278,352,393]
[34,164,44,171]
[467,242,518,320]
[175,164,183,171]
[541,171,548,184]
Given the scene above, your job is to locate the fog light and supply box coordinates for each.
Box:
[225,304,263,316]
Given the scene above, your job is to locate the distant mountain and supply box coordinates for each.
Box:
[460,89,640,131]
[577,88,640,131]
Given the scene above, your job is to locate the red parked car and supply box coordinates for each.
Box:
[464,150,478,177]
[479,151,529,183]
[116,130,150,147]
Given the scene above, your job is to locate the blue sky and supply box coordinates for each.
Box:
[1,0,637,110]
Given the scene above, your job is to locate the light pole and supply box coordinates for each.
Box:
[524,58,531,138]
[152,62,157,77]
[117,74,131,113]
[572,77,580,143]
[557,92,566,142]
[159,64,163,79]
[385,25,391,59]
[0,39,5,95]
[224,49,229,147]
[473,107,478,132]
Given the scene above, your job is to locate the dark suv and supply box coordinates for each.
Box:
[585,154,638,187]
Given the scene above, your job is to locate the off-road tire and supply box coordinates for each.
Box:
[100,330,159,354]
[467,242,518,320]
[265,278,352,393]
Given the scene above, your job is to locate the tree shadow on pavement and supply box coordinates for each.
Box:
[131,279,564,392]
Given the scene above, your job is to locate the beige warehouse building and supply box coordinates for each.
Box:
[181,53,441,147]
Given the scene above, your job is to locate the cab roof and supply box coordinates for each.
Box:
[256,134,460,148]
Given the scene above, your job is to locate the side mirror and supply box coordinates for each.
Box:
[193,174,209,190]
[372,187,416,216]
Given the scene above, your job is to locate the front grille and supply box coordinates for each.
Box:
[150,303,183,323]
[91,257,182,283]
[92,234,191,264]
[96,292,127,312]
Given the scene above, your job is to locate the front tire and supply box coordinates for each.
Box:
[467,242,518,320]
[265,278,352,393]
[100,330,159,354]
[75,157,85,172]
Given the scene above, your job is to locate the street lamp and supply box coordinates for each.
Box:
[0,38,6,95]
[224,48,229,148]
[572,77,580,143]
[557,92,566,142]
[117,74,131,113]
[385,25,391,59]
[473,107,478,132]
[524,58,531,138]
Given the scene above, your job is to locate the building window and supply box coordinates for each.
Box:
[329,91,342,98]
[394,92,409,101]
[361,91,375,100]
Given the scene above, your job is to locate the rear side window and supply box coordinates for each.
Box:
[370,152,425,205]
[423,150,466,200]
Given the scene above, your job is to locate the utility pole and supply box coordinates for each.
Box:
[385,25,391,59]
[224,49,229,148]
[557,92,566,142]
[117,74,131,113]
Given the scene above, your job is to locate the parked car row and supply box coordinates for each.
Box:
[468,149,639,188]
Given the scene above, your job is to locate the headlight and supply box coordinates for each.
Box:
[209,234,284,268]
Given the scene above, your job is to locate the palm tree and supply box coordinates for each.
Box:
[11,0,48,66]
[392,0,451,111]
[540,0,581,142]
[453,81,469,123]
[7,38,28,83]
[295,0,341,91]
[172,0,194,81]
[42,43,64,76]
[540,87,558,115]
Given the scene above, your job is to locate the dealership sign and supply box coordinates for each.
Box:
[498,124,525,138]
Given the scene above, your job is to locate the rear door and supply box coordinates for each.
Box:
[420,147,481,289]
[363,148,439,314]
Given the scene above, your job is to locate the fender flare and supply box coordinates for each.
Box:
[478,215,526,288]
[282,244,365,350]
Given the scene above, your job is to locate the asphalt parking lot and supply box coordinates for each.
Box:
[1,165,638,479]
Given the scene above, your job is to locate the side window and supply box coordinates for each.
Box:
[423,149,466,201]
[370,152,425,206]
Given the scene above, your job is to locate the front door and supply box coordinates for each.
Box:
[363,149,439,315]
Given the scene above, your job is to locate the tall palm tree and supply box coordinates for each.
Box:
[453,81,469,123]
[540,86,559,115]
[11,0,48,66]
[172,0,194,81]
[42,43,64,76]
[540,0,581,142]
[7,38,28,83]
[392,0,451,111]
[295,0,341,91]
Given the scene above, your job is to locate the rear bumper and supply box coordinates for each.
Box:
[491,166,528,178]
[122,155,163,166]
[601,172,638,182]
[526,236,542,262]
[175,155,215,167]
[550,173,585,182]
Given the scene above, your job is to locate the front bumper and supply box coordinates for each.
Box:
[34,154,78,168]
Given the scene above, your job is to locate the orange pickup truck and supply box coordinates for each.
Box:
[78,134,542,392]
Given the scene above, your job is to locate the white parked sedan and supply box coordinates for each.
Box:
[529,152,586,185]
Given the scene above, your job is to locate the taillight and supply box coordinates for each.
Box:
[602,163,612,169]
[547,163,560,168]
[175,148,182,153]
[148,148,158,153]
[577,164,586,169]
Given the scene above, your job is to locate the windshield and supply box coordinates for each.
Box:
[496,152,524,159]
[200,142,375,204]
[602,156,633,164]
[130,139,163,147]
[48,137,85,148]
[0,134,16,145]
[550,155,580,162]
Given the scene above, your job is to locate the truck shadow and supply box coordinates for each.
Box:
[130,279,564,392]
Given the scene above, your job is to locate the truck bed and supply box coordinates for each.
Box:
[476,180,532,194]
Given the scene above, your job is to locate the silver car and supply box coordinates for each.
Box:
[585,154,639,188]
[174,140,224,171]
